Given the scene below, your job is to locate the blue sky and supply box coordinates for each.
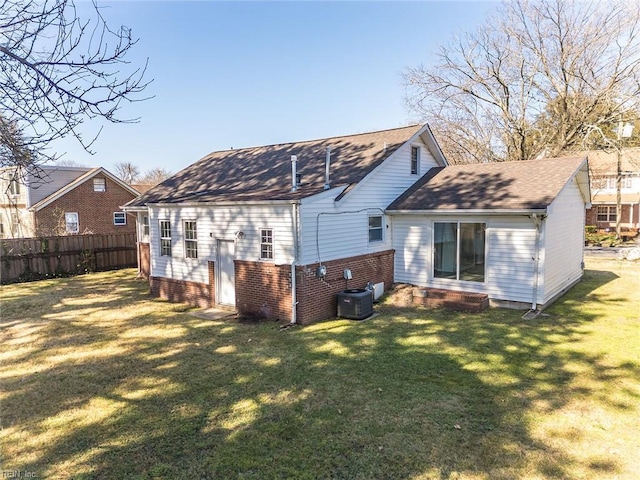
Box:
[52,1,497,175]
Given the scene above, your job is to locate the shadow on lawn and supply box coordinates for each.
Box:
[2,267,638,479]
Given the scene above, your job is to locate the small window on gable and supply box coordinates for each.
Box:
[65,212,79,234]
[93,178,106,192]
[260,228,273,260]
[113,212,126,225]
[411,146,420,175]
[368,216,383,242]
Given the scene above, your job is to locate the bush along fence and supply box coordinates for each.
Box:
[1,233,137,284]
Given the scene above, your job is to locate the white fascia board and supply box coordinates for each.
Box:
[121,205,149,212]
[418,124,448,167]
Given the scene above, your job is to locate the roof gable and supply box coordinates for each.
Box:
[30,167,140,212]
[128,125,435,206]
[387,156,589,212]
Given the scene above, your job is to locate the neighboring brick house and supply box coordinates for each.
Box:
[585,148,640,230]
[0,166,139,238]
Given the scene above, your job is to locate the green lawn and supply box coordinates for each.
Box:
[1,258,639,479]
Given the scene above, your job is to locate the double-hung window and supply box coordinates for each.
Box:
[368,216,383,242]
[113,212,126,225]
[184,221,198,258]
[260,228,273,260]
[9,174,20,196]
[142,215,150,237]
[160,220,172,256]
[434,222,485,282]
[65,212,79,234]
[596,206,616,222]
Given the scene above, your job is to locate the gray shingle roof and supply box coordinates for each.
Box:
[127,124,426,206]
[387,156,588,211]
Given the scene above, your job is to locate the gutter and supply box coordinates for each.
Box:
[151,200,301,207]
[385,208,548,215]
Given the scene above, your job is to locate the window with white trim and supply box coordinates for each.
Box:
[605,174,632,190]
[596,205,616,222]
[65,212,79,234]
[113,212,126,225]
[410,146,420,175]
[260,228,273,260]
[184,221,198,258]
[142,215,150,236]
[434,222,485,282]
[93,178,106,192]
[9,174,20,195]
[11,212,20,236]
[368,215,383,242]
[159,220,172,256]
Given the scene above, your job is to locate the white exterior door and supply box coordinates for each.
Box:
[217,240,235,306]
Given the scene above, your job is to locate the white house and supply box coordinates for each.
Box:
[387,157,591,310]
[124,125,591,323]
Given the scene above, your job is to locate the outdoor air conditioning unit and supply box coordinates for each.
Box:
[337,289,374,320]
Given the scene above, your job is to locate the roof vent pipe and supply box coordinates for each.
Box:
[324,146,331,190]
[291,155,298,192]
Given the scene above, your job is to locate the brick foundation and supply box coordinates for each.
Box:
[235,260,292,320]
[295,250,395,324]
[138,242,150,279]
[150,261,215,308]
[147,251,394,324]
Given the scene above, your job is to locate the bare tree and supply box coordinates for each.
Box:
[0,0,150,181]
[404,0,640,164]
[114,161,140,184]
[139,167,171,186]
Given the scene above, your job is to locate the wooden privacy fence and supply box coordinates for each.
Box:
[1,233,137,284]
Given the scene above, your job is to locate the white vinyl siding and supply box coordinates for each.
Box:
[392,218,430,285]
[298,135,439,264]
[539,181,585,304]
[392,215,538,304]
[149,204,295,285]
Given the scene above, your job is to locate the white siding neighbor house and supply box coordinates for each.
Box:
[124,125,591,323]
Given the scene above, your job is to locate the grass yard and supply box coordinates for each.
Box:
[1,257,639,479]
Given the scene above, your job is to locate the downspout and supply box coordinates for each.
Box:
[530,213,545,311]
[289,202,300,325]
